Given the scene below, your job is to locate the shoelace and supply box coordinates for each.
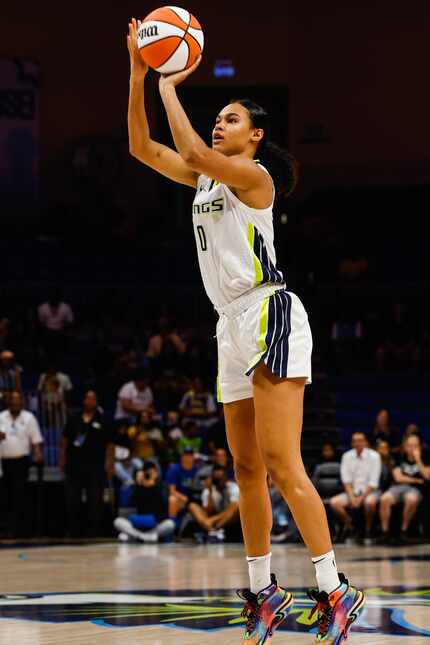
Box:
[309,599,333,638]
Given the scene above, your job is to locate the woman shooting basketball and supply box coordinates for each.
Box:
[127,17,364,645]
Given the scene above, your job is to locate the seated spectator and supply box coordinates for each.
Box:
[379,434,430,544]
[177,420,204,456]
[0,391,43,537]
[37,286,74,360]
[376,303,421,372]
[60,390,115,538]
[0,350,23,411]
[312,442,342,499]
[370,408,401,452]
[179,376,217,430]
[114,446,143,507]
[166,448,200,518]
[188,465,239,542]
[115,369,154,421]
[377,439,395,493]
[114,461,175,543]
[205,409,229,453]
[330,432,381,543]
[146,314,187,375]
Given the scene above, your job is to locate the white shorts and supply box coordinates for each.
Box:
[216,284,313,404]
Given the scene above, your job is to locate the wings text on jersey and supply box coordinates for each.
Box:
[193,197,224,215]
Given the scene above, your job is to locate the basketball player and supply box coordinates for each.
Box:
[127,18,365,644]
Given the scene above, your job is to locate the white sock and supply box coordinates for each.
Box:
[246,552,272,594]
[311,550,341,594]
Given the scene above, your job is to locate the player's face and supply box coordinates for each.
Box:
[212,103,256,155]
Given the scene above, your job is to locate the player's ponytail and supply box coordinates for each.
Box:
[232,98,299,198]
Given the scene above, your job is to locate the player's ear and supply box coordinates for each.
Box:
[251,128,264,144]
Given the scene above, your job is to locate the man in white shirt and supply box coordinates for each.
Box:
[188,464,239,542]
[330,432,381,542]
[0,391,43,537]
[115,370,154,421]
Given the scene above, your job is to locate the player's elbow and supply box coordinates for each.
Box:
[182,145,208,169]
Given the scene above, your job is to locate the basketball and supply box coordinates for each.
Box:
[137,6,204,74]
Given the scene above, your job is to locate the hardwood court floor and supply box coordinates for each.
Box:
[0,541,430,644]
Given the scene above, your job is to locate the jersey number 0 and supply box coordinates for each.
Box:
[196,225,207,251]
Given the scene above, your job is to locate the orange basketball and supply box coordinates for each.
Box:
[137,6,204,74]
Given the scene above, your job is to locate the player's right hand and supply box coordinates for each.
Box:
[127,18,149,80]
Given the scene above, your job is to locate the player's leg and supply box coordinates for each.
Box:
[253,364,365,644]
[225,398,293,644]
[224,398,271,557]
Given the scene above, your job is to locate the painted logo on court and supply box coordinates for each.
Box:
[0,587,429,637]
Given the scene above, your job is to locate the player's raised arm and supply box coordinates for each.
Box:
[127,18,198,188]
[158,69,271,195]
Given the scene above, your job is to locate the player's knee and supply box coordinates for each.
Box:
[234,458,266,488]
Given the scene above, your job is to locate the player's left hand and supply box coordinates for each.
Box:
[159,56,201,90]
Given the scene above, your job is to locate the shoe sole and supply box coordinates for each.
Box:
[331,589,366,645]
[261,592,294,644]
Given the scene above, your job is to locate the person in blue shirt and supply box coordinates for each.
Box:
[166,447,199,518]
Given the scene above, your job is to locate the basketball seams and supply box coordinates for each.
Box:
[166,6,191,26]
[141,18,202,34]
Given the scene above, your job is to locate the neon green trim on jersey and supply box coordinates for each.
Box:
[247,223,263,287]
[216,364,222,403]
[246,296,269,374]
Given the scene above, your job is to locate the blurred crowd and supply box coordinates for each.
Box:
[0,288,429,544]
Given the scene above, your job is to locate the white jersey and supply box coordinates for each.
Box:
[192,165,285,309]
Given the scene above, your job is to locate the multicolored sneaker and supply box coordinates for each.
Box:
[237,573,294,644]
[307,572,365,644]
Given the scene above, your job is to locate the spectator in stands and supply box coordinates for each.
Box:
[114,460,175,543]
[312,442,342,499]
[114,446,143,507]
[0,350,23,412]
[126,409,165,469]
[376,303,421,372]
[370,408,401,452]
[166,447,199,518]
[330,432,381,543]
[377,439,395,493]
[188,464,239,542]
[178,420,203,456]
[379,434,430,544]
[60,390,115,537]
[38,363,73,404]
[114,368,154,421]
[179,376,217,430]
[0,391,43,537]
[37,286,74,360]
[196,447,234,483]
[146,314,187,375]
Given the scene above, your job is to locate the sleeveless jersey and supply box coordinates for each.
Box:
[192,165,285,309]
